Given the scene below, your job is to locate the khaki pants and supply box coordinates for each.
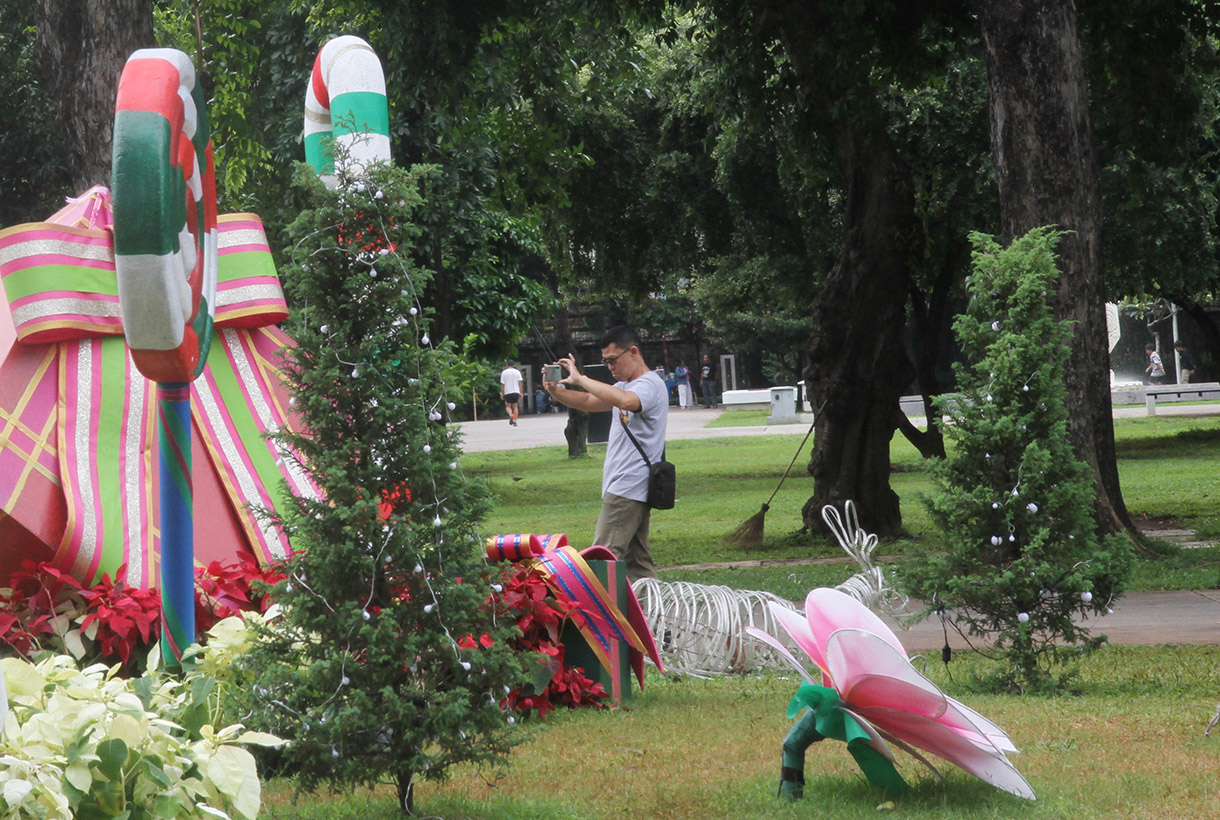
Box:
[594,492,656,581]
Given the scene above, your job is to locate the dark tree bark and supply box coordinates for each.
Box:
[553,300,590,458]
[903,247,962,460]
[1174,298,1220,383]
[35,0,155,192]
[742,0,922,537]
[799,116,917,536]
[976,0,1133,534]
[564,410,589,459]
[397,772,414,815]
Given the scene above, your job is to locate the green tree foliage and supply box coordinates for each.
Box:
[1082,1,1220,371]
[903,228,1134,692]
[151,0,568,359]
[239,161,528,813]
[1085,0,1220,301]
[154,0,278,210]
[0,0,72,224]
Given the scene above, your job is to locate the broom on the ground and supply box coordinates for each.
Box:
[726,419,817,550]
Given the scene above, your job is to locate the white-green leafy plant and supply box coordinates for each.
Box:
[0,639,282,820]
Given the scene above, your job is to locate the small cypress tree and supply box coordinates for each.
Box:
[243,160,529,813]
[903,227,1133,693]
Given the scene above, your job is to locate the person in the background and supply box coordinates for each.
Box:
[534,385,552,414]
[674,361,693,408]
[1145,343,1166,385]
[542,326,668,580]
[500,359,524,426]
[1175,341,1196,383]
[700,353,719,408]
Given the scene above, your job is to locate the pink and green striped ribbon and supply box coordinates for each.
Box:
[483,534,664,685]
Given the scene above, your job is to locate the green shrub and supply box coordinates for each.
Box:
[240,161,531,814]
[902,228,1134,692]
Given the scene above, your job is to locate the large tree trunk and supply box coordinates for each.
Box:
[800,117,917,536]
[757,0,919,538]
[902,246,962,460]
[550,296,588,458]
[1174,298,1219,382]
[36,0,155,192]
[977,0,1133,534]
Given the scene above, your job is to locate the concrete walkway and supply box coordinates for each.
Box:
[457,402,1220,648]
[456,405,807,452]
[456,400,1220,453]
[890,589,1220,652]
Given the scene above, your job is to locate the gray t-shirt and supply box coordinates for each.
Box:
[602,370,669,502]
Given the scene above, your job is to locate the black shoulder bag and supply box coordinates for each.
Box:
[619,413,675,510]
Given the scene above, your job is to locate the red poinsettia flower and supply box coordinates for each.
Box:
[490,564,609,717]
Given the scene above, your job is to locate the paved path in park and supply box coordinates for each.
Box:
[457,402,1220,649]
[891,589,1220,652]
[457,401,1220,453]
[458,404,811,452]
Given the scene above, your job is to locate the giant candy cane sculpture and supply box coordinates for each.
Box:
[304,35,391,185]
[112,48,218,667]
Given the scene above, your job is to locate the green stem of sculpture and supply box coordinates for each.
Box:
[779,710,823,798]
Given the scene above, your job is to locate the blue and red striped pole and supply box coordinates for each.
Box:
[157,383,194,667]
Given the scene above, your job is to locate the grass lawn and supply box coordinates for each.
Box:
[257,416,1220,820]
[262,645,1220,820]
[705,409,810,428]
[464,414,1220,598]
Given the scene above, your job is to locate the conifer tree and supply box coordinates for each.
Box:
[242,160,529,813]
[903,227,1133,692]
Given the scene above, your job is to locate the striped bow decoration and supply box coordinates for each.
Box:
[0,187,316,588]
[485,533,664,695]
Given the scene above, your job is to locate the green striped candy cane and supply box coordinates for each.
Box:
[112,47,218,668]
[113,47,218,385]
[304,35,392,185]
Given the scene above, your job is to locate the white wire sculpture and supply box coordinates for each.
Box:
[821,500,909,618]
[633,500,908,677]
[631,579,797,678]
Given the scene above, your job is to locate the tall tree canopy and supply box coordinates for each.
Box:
[677,0,973,534]
[153,0,607,359]
[0,0,69,224]
[7,0,1220,543]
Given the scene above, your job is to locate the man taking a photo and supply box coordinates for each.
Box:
[542,326,669,580]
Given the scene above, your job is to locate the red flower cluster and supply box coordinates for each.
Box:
[0,556,614,716]
[0,562,88,656]
[337,210,397,254]
[377,483,412,522]
[492,565,609,717]
[458,631,494,649]
[0,558,283,672]
[194,557,285,634]
[76,572,161,666]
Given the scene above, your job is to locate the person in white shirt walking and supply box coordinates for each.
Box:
[500,359,524,426]
[1144,343,1165,385]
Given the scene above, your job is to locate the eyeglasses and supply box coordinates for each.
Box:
[602,348,633,367]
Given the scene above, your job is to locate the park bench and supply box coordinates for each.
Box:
[1144,382,1220,416]
[721,388,773,411]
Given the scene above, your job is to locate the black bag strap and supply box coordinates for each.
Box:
[618,410,663,467]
